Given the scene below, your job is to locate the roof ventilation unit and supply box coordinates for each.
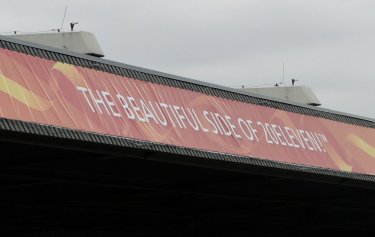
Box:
[10,31,105,58]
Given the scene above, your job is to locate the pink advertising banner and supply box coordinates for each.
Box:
[0,48,374,174]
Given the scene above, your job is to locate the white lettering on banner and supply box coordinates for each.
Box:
[76,86,95,112]
[116,94,135,119]
[256,122,328,152]
[238,118,258,141]
[225,115,241,139]
[102,91,121,117]
[128,96,146,122]
[89,89,111,115]
[181,107,199,131]
[140,99,157,124]
[148,102,168,126]
[173,106,187,129]
[76,86,329,153]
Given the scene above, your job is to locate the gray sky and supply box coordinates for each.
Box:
[1,0,375,119]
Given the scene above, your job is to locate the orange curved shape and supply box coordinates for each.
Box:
[52,62,86,87]
[0,73,52,111]
[347,134,375,159]
[325,144,352,172]
[270,110,297,128]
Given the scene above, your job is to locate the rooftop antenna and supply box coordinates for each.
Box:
[275,63,285,87]
[70,22,78,31]
[292,78,299,86]
[59,6,68,32]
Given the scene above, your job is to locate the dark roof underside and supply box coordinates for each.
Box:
[3,118,375,237]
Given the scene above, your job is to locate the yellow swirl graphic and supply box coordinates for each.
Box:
[52,62,86,87]
[0,73,52,111]
[347,134,375,158]
[270,110,296,128]
[325,144,352,172]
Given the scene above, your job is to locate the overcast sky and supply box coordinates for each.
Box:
[1,0,375,119]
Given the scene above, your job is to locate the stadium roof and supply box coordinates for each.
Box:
[0,35,374,182]
[1,34,375,236]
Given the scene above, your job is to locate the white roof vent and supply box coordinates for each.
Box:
[241,86,321,106]
[9,31,104,57]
